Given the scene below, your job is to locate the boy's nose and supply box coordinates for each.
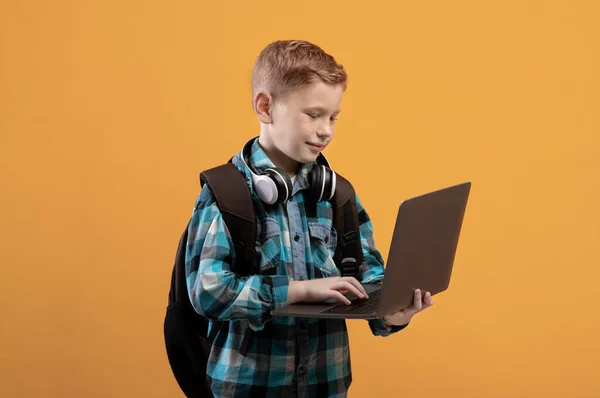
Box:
[316,124,333,138]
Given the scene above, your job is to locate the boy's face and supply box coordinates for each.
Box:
[257,80,343,169]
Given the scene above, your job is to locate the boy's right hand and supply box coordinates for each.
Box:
[287,277,368,305]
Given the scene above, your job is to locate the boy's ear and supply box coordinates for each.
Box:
[254,91,273,124]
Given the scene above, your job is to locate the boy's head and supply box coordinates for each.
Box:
[251,40,347,173]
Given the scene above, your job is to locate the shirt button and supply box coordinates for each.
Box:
[294,234,300,242]
[298,366,306,375]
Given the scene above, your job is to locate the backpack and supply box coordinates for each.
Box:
[163,162,364,398]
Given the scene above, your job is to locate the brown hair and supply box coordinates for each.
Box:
[251,40,347,103]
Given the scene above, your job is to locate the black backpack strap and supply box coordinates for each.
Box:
[199,163,258,349]
[199,163,258,276]
[332,174,364,278]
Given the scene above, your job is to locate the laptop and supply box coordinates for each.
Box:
[270,182,471,320]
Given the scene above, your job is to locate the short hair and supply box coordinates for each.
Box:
[251,40,348,103]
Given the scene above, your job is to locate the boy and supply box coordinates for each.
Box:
[185,40,434,398]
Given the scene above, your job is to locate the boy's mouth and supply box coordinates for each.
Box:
[307,142,325,151]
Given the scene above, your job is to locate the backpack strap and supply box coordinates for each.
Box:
[199,163,258,276]
[332,174,364,278]
[198,163,259,346]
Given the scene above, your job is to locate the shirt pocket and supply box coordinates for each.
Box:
[255,217,282,275]
[308,222,340,278]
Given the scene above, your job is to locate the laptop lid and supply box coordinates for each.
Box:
[376,182,471,317]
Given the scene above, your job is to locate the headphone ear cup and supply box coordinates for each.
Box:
[254,174,279,205]
[306,165,324,204]
[322,167,336,201]
[264,167,293,204]
[306,165,336,204]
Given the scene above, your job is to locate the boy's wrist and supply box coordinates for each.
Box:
[287,280,307,304]
[383,316,409,328]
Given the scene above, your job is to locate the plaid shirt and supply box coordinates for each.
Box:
[185,138,405,398]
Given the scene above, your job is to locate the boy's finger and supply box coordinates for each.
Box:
[413,289,423,310]
[332,291,351,305]
[424,292,433,306]
[333,281,363,300]
[343,277,368,298]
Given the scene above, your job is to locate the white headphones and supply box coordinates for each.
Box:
[239,137,337,205]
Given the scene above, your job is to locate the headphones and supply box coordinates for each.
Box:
[240,137,337,205]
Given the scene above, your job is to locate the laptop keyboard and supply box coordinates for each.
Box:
[322,288,381,315]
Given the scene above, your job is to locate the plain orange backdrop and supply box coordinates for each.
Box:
[1,1,599,397]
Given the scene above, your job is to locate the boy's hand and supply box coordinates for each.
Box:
[383,289,434,327]
[288,277,368,305]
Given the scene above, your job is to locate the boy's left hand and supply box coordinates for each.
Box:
[383,289,434,327]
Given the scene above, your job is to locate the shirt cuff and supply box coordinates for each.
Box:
[369,318,409,336]
[270,275,290,309]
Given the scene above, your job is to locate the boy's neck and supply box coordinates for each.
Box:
[257,135,299,177]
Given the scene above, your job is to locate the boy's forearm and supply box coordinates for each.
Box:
[188,272,290,330]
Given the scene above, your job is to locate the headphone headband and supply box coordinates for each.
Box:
[240,136,331,176]
[239,136,335,205]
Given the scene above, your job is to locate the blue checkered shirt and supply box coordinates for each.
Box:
[185,138,405,398]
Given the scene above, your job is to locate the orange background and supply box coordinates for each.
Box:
[1,1,599,397]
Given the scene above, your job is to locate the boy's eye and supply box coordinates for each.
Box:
[306,112,338,122]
